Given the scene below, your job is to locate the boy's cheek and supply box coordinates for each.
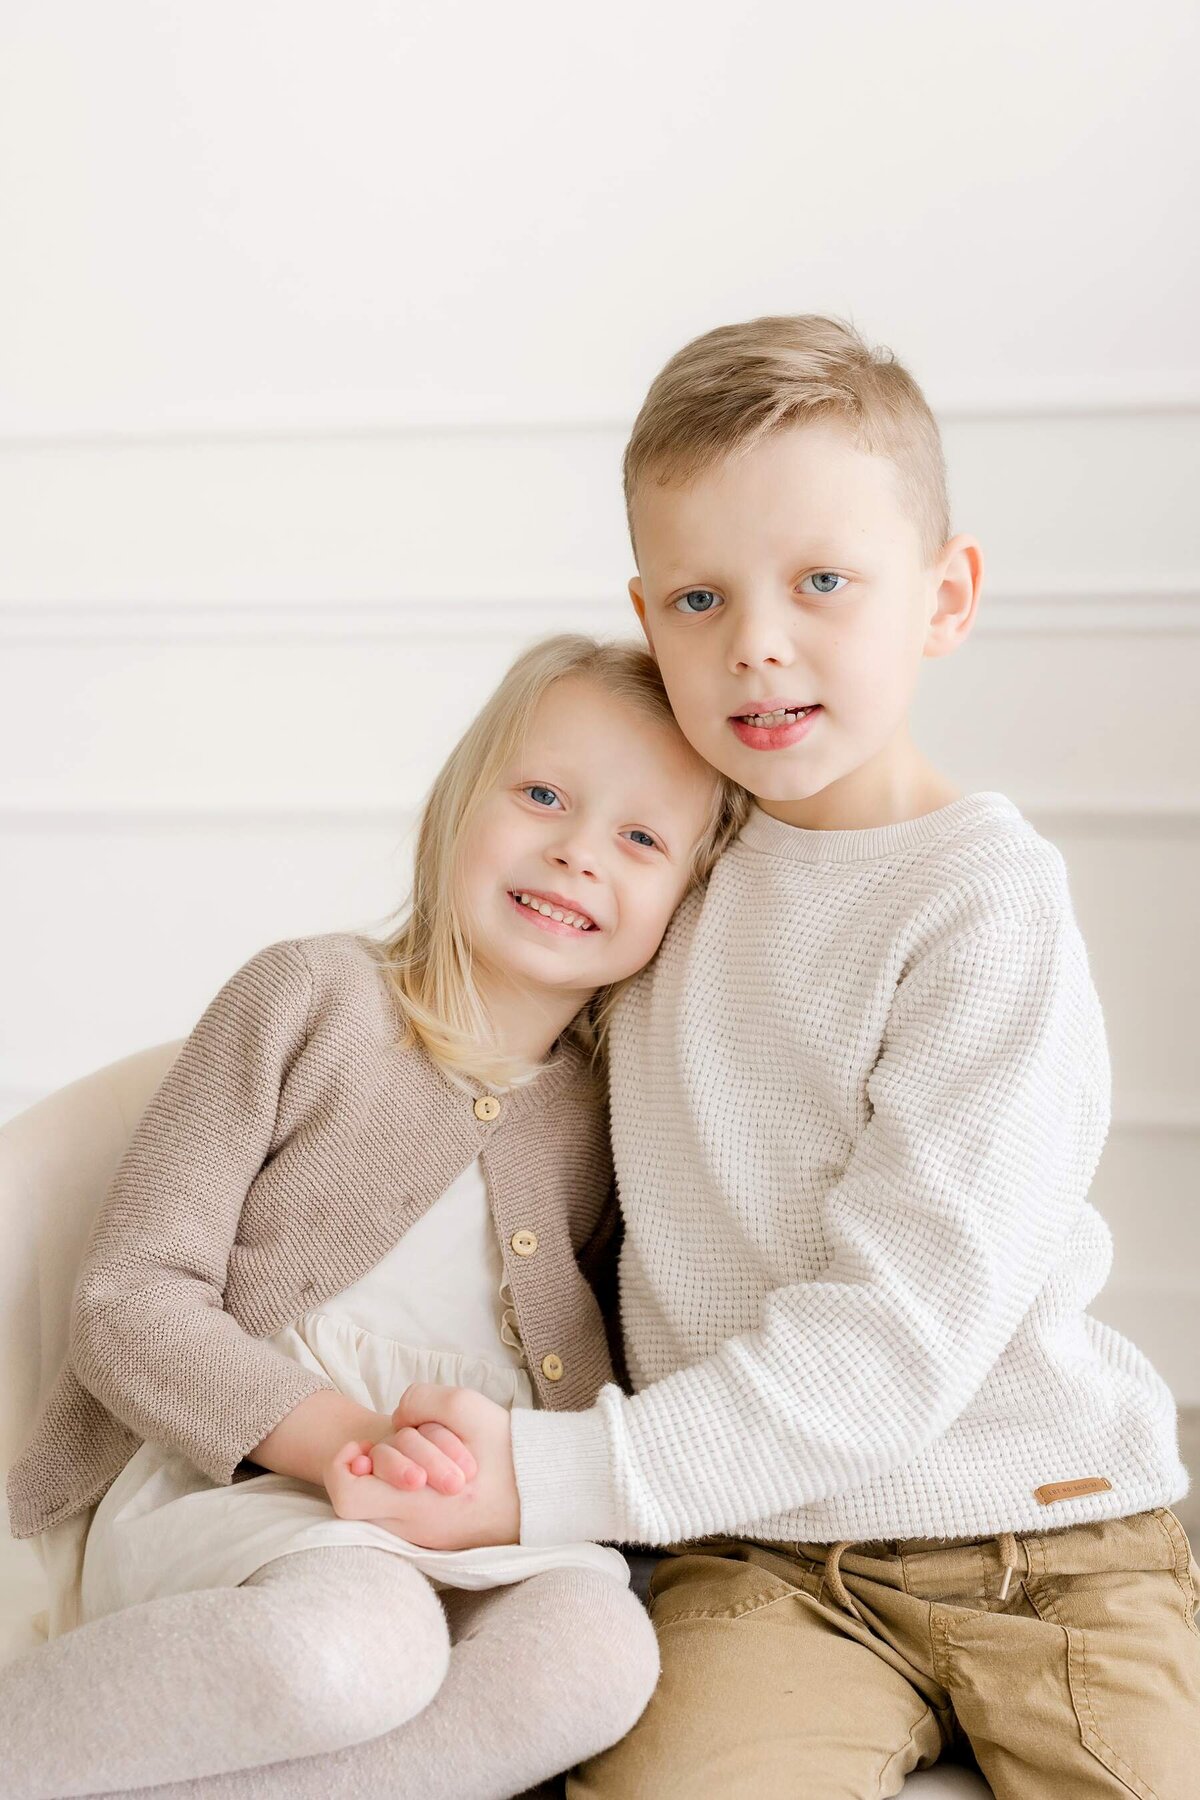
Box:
[657,670,714,741]
[676,705,741,780]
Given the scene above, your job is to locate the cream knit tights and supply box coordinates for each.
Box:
[0,1549,658,1800]
[0,1547,447,1797]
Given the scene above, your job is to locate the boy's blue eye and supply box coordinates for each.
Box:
[673,589,722,615]
[802,572,847,596]
[525,785,561,807]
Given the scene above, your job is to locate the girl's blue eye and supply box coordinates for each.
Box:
[801,571,847,597]
[673,589,722,615]
[525,785,561,808]
[625,829,659,849]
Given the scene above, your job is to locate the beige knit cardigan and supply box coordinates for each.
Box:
[7,933,618,1541]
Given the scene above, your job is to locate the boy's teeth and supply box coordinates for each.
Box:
[744,706,814,726]
[516,893,592,930]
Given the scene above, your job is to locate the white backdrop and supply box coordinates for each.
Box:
[2,2,1198,1395]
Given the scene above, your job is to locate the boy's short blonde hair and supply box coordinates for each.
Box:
[623,314,950,567]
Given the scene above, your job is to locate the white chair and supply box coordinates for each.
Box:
[0,1050,991,1794]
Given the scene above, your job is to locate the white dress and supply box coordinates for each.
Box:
[78,1159,626,1623]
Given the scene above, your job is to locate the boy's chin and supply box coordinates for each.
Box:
[738,769,826,805]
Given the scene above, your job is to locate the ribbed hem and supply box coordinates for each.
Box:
[736,792,1021,865]
[511,1405,621,1546]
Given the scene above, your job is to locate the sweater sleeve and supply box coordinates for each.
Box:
[68,941,338,1487]
[510,910,1113,1546]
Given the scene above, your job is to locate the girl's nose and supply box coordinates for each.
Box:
[549,838,600,880]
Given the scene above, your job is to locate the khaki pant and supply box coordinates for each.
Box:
[569,1509,1200,1799]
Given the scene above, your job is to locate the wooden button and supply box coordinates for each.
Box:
[473,1094,501,1121]
[541,1352,564,1382]
[511,1229,538,1257]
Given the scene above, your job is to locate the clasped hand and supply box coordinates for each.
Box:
[322,1383,520,1550]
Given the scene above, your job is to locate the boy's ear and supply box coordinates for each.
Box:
[628,578,655,655]
[923,534,983,660]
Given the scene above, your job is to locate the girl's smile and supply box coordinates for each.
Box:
[457,674,720,1054]
[506,888,601,935]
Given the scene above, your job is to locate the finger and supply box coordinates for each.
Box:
[368,1440,434,1493]
[381,1428,466,1495]
[417,1422,478,1482]
[349,1452,373,1475]
[325,1440,378,1514]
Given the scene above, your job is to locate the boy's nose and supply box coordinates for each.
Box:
[727,606,795,672]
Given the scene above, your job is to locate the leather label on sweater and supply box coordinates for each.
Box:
[1033,1476,1113,1505]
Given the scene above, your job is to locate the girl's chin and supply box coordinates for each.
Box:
[488,939,605,984]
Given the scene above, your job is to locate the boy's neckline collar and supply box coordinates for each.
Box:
[737,791,1021,865]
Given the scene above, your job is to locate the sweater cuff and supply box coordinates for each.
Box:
[510,1403,621,1545]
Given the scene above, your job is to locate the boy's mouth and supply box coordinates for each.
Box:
[729,704,823,749]
[733,703,820,728]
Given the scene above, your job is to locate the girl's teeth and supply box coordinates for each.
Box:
[516,893,592,930]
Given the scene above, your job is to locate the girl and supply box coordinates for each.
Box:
[3,634,748,1800]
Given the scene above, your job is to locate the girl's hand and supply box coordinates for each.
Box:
[347,1422,478,1491]
[324,1438,421,1522]
[382,1383,520,1549]
[323,1425,469,1522]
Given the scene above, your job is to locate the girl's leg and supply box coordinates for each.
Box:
[84,1566,660,1800]
[0,1546,450,1800]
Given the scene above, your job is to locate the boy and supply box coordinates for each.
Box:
[390,316,1200,1795]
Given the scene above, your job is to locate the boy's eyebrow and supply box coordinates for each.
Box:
[651,536,863,580]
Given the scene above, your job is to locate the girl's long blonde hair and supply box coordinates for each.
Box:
[372,633,749,1093]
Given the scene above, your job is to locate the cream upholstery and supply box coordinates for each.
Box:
[0,1048,991,1793]
[0,1043,183,1662]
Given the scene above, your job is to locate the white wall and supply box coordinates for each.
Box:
[2,3,1198,1395]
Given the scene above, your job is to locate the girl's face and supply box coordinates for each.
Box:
[459,675,718,1010]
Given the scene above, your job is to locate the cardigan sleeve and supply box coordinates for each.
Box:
[510,910,1113,1546]
[68,941,338,1487]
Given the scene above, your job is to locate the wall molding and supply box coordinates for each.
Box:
[2,800,1199,831]
[2,801,1199,834]
[1109,1097,1200,1133]
[3,587,1199,646]
[2,389,1199,448]
[0,807,420,830]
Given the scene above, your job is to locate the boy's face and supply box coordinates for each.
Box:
[628,421,976,826]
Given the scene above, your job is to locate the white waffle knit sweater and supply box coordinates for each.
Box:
[510,791,1187,1547]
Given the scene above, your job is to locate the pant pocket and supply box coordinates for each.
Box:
[1157,1508,1200,1634]
[1064,1627,1159,1800]
[647,1552,803,1626]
